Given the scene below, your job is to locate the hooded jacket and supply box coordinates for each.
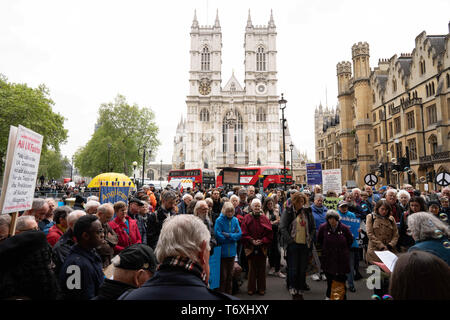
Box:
[214,213,242,258]
[46,224,65,247]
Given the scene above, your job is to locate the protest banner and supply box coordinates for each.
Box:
[208,245,221,290]
[99,181,131,204]
[323,197,340,210]
[322,169,342,195]
[339,215,361,247]
[306,163,322,186]
[0,125,43,235]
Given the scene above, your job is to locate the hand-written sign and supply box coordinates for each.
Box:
[322,169,342,195]
[323,197,340,211]
[0,125,43,214]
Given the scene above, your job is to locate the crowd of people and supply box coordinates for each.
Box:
[0,182,449,300]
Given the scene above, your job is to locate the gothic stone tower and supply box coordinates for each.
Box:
[352,42,374,186]
[184,10,223,169]
[337,61,354,183]
[244,10,280,166]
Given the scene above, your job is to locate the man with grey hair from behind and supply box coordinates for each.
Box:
[0,214,11,242]
[120,214,237,300]
[15,215,39,234]
[407,211,450,265]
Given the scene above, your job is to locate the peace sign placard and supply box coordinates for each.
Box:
[364,173,378,186]
[435,172,450,187]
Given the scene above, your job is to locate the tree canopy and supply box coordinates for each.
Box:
[0,75,68,179]
[38,149,70,181]
[74,94,160,177]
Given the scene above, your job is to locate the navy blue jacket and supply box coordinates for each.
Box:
[118,267,238,300]
[59,244,104,300]
[409,237,450,266]
[177,201,188,214]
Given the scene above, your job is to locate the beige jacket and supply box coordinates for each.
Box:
[366,213,399,264]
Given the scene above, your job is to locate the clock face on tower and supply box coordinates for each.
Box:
[256,83,267,95]
[198,78,211,95]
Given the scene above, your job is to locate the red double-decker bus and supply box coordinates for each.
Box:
[216,166,293,189]
[168,168,216,189]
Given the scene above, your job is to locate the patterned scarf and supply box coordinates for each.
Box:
[157,256,207,285]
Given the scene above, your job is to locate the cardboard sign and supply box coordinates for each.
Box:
[323,197,340,211]
[322,169,342,195]
[0,125,43,214]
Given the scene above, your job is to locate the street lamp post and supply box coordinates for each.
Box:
[289,142,294,184]
[278,93,287,191]
[132,161,138,189]
[138,145,150,187]
[71,155,74,182]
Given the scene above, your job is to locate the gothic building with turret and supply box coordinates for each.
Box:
[315,22,450,190]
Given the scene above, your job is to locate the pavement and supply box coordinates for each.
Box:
[234,252,374,300]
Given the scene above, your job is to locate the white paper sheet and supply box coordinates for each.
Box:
[375,250,398,272]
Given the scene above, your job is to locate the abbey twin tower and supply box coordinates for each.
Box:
[172,10,307,173]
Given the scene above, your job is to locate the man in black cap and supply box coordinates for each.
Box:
[128,197,144,218]
[93,243,157,300]
[128,198,148,245]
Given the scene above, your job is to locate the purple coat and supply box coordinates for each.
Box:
[317,221,353,275]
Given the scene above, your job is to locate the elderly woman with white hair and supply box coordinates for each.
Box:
[407,211,450,265]
[240,198,273,296]
[85,200,101,215]
[397,190,410,212]
[119,214,236,300]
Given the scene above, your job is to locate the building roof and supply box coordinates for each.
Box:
[426,35,446,58]
[223,72,244,92]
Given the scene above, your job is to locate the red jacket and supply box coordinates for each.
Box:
[47,224,65,247]
[241,213,273,246]
[108,216,142,254]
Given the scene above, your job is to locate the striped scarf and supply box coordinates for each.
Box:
[158,256,207,284]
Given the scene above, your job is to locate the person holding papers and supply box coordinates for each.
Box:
[366,200,399,263]
[366,200,399,296]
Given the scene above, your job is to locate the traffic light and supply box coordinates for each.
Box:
[426,171,434,182]
[377,163,385,178]
[399,157,410,171]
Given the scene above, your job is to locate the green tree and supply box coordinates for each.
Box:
[38,149,70,180]
[0,75,68,178]
[74,94,160,177]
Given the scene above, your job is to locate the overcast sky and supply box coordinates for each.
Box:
[1,0,449,165]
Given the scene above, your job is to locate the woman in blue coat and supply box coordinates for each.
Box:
[214,202,242,294]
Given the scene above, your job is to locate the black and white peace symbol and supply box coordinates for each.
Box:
[364,173,378,186]
[436,172,450,187]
